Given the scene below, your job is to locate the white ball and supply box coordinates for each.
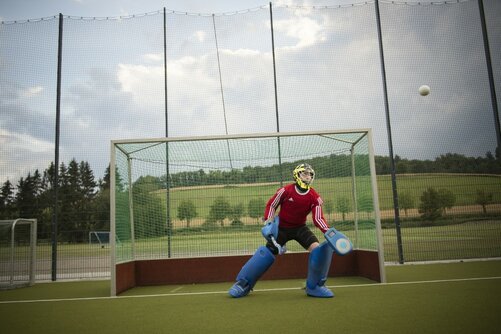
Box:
[419,85,430,96]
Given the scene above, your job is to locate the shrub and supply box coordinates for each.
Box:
[418,187,442,222]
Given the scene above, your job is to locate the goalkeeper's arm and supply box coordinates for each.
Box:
[312,201,329,233]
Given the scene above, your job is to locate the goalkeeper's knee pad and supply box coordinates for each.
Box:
[229,246,275,298]
[306,242,334,298]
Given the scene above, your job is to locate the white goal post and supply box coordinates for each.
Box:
[0,218,37,289]
[110,129,385,295]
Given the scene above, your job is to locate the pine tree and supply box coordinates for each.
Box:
[16,173,39,217]
[0,180,15,219]
[79,161,97,231]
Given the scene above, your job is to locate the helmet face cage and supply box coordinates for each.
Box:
[293,163,315,189]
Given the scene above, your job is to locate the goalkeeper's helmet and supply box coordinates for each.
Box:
[293,163,315,190]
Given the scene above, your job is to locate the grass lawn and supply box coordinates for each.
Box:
[154,174,501,218]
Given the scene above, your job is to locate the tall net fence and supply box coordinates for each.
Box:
[1,0,500,280]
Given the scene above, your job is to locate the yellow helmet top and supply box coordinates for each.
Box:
[293,163,315,190]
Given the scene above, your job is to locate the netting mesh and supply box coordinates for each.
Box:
[1,1,500,278]
[112,130,381,263]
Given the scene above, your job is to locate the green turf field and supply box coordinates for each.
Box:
[1,260,500,334]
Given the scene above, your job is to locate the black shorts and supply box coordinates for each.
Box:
[266,225,319,255]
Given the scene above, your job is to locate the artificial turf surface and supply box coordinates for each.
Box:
[1,260,500,334]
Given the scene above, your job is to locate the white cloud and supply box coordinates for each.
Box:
[0,128,52,153]
[117,63,164,108]
[0,128,54,183]
[20,85,43,97]
[274,15,325,49]
[143,53,163,62]
[194,30,206,42]
[220,48,260,57]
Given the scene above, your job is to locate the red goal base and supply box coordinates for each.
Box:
[115,249,382,295]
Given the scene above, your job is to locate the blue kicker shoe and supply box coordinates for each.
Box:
[229,279,252,298]
[306,282,334,298]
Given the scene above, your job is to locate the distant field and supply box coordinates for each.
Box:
[376,174,501,209]
[153,173,501,224]
[7,217,496,262]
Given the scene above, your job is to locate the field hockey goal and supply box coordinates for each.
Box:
[0,218,37,289]
[110,130,385,295]
[89,231,111,249]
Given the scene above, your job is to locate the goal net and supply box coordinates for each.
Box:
[110,130,384,294]
[0,219,37,289]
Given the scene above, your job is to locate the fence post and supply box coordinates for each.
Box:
[52,13,64,281]
[478,0,501,156]
[269,2,283,186]
[374,0,404,263]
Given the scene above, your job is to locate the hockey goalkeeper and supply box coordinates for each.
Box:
[228,163,352,298]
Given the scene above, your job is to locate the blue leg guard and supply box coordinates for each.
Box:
[229,246,275,298]
[306,242,334,298]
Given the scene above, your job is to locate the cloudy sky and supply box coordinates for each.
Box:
[0,0,360,21]
[1,0,500,184]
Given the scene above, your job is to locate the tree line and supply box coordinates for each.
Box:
[0,151,499,241]
[376,151,501,175]
[0,159,111,242]
[160,152,501,188]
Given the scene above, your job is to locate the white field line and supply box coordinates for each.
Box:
[1,276,500,305]
[169,286,183,293]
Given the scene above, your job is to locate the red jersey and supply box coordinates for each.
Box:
[264,183,329,233]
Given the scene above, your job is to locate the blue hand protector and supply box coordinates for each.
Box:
[324,227,353,256]
[261,216,286,255]
[261,216,279,241]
